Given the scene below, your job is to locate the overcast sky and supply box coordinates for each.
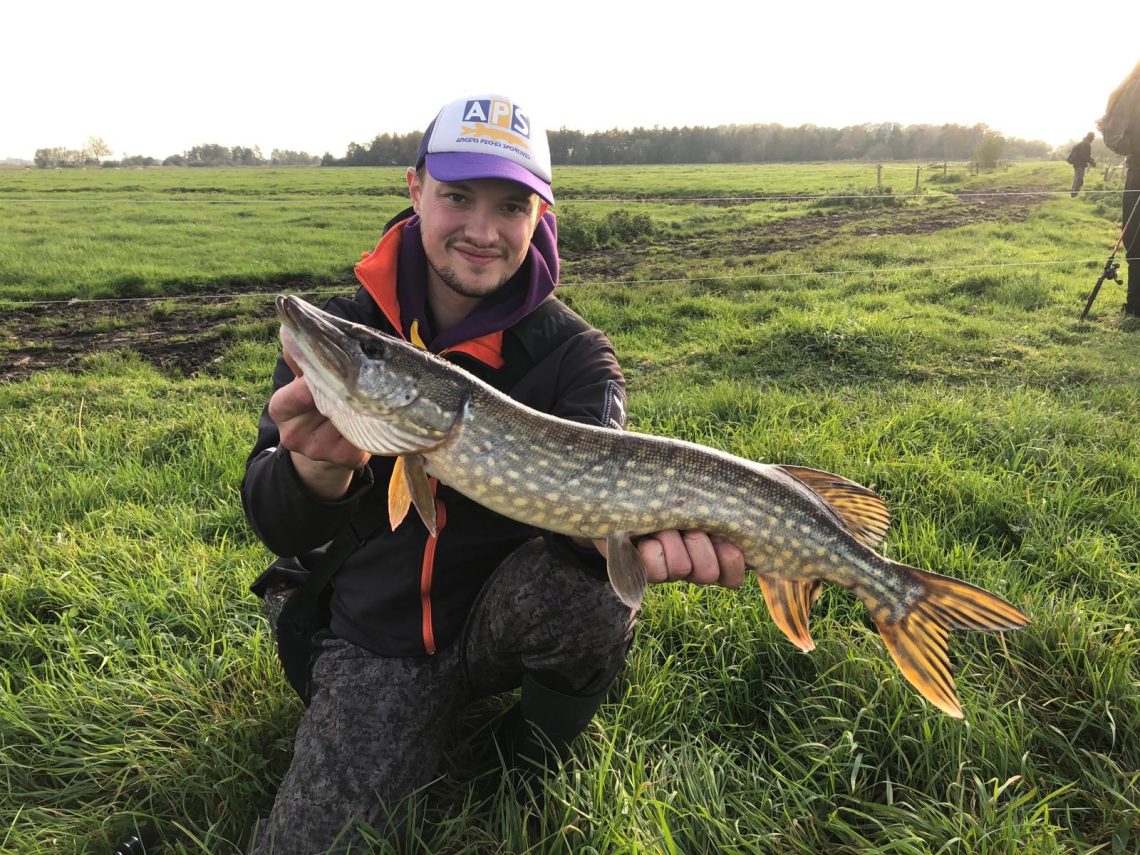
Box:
[2,1,1136,161]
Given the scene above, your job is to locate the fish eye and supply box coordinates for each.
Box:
[360,340,386,360]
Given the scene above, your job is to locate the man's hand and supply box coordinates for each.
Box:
[593,530,746,589]
[637,530,746,588]
[268,343,370,499]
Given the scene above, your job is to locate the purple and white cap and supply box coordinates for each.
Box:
[416,95,554,204]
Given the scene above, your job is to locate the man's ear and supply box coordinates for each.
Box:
[407,167,422,213]
[537,201,550,219]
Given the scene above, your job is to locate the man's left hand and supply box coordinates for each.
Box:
[635,530,746,588]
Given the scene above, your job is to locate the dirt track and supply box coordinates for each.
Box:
[1,188,1052,382]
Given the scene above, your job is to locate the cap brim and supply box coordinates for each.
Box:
[425,152,554,204]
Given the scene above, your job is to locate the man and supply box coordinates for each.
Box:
[1067,131,1096,198]
[1099,61,1140,317]
[242,94,745,853]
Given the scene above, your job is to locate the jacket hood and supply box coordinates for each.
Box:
[354,209,560,365]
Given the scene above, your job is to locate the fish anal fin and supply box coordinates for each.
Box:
[606,532,646,611]
[874,565,1030,719]
[388,455,437,537]
[776,464,892,549]
[757,574,821,653]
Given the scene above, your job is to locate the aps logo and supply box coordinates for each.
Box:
[460,99,531,146]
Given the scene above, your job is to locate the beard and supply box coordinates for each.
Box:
[428,259,512,298]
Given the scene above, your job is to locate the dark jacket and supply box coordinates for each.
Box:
[1068,139,1095,168]
[242,212,626,657]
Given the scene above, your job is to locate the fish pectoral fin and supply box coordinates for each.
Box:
[757,574,821,653]
[776,464,892,549]
[387,455,437,537]
[606,532,647,611]
[874,565,1030,720]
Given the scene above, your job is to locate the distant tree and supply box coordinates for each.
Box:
[163,154,186,167]
[85,136,112,161]
[271,148,321,166]
[231,145,264,166]
[185,144,231,166]
[975,131,1006,169]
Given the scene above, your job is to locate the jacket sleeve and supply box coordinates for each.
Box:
[240,309,378,558]
[544,328,628,430]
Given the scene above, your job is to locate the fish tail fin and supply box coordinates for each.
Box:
[874,566,1029,719]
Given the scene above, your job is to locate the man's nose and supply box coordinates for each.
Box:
[463,204,497,245]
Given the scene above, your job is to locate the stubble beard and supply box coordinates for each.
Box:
[430,260,512,299]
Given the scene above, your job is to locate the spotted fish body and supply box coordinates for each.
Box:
[276,295,1029,719]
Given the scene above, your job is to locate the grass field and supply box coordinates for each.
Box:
[1,161,1138,854]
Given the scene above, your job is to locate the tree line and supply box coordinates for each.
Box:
[320,122,1052,167]
[34,121,1059,170]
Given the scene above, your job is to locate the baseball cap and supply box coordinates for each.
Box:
[415,95,554,204]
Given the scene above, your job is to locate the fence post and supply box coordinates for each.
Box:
[943,161,947,177]
[914,166,921,193]
[877,163,882,191]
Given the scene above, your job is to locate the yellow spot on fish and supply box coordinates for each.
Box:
[545,492,560,503]
[490,476,504,487]
[616,479,629,488]
[512,497,529,508]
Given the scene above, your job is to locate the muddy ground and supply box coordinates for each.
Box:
[1,188,1051,383]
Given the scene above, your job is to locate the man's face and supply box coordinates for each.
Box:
[408,169,545,301]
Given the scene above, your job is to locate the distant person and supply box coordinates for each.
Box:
[1066,132,1096,197]
[242,93,745,853]
[1098,61,1140,317]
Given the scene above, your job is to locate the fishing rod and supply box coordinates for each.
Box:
[1080,189,1140,320]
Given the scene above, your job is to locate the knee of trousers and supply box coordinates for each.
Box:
[492,540,635,665]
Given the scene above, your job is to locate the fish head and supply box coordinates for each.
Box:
[275,295,468,455]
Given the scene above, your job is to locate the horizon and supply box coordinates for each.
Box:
[2,1,1135,164]
[0,116,1077,166]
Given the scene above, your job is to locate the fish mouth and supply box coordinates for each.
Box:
[275,294,359,382]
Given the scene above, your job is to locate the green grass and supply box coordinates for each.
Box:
[1,162,1138,853]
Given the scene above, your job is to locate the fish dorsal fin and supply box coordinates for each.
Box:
[775,465,891,549]
[605,532,646,611]
[388,454,437,537]
[756,574,821,652]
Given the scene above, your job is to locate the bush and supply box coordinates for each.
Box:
[557,207,656,252]
[807,185,901,210]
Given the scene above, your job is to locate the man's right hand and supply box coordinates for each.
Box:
[268,344,371,500]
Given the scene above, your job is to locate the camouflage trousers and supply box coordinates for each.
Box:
[250,539,635,855]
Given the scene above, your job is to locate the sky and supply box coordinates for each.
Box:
[2,1,1136,162]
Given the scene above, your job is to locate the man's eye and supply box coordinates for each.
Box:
[446,193,466,203]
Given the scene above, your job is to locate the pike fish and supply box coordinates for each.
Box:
[276,294,1029,719]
